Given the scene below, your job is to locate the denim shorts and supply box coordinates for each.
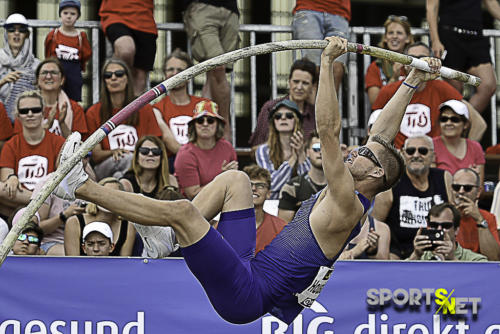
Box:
[40,241,61,254]
[292,10,349,66]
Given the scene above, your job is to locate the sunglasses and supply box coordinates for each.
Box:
[18,107,43,115]
[404,147,430,156]
[451,184,477,192]
[17,233,40,245]
[103,70,126,79]
[40,70,61,77]
[387,15,408,22]
[439,116,462,123]
[195,116,216,125]
[357,146,387,186]
[274,112,294,121]
[138,147,162,156]
[6,26,28,33]
[428,221,454,229]
[311,143,321,153]
[250,182,268,190]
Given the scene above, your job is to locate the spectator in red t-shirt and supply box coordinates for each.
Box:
[371,42,486,149]
[365,15,414,105]
[13,58,88,139]
[85,58,161,180]
[452,168,500,260]
[152,48,209,171]
[174,100,237,199]
[243,164,286,254]
[0,90,65,217]
[0,102,13,153]
[433,100,485,186]
[44,0,91,101]
[99,0,157,95]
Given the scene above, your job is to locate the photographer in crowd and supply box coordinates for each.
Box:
[408,202,486,261]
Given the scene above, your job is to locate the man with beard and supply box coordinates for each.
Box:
[278,131,327,223]
[152,48,209,171]
[372,135,453,259]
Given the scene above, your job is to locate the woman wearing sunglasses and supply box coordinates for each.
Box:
[174,100,237,200]
[365,15,414,105]
[433,99,485,186]
[64,177,136,256]
[85,58,162,180]
[0,14,40,122]
[0,90,65,218]
[120,135,178,197]
[13,58,88,139]
[255,99,310,199]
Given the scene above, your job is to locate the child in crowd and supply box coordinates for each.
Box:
[44,0,91,102]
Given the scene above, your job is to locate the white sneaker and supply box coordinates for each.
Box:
[53,132,89,201]
[133,223,178,258]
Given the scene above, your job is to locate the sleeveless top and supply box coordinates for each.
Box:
[77,214,129,256]
[386,168,448,259]
[121,171,158,198]
[253,190,371,324]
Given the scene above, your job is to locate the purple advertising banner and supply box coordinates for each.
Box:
[0,257,499,334]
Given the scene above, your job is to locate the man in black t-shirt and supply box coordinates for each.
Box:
[371,135,453,259]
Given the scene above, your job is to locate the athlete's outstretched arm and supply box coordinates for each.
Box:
[315,37,356,203]
[369,58,442,143]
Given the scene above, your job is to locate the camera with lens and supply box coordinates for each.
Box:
[421,228,444,250]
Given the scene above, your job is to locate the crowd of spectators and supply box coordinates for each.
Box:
[0,0,499,263]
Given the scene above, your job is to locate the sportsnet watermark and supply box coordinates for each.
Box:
[356,288,500,334]
[0,311,144,334]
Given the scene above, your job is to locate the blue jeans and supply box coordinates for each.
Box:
[292,10,349,66]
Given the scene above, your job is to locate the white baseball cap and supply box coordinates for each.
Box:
[367,109,383,128]
[82,222,113,241]
[439,99,469,119]
[4,13,29,28]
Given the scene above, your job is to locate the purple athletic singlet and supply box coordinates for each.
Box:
[181,190,371,324]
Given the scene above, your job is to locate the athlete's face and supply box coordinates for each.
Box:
[250,177,270,207]
[60,7,79,28]
[402,137,434,176]
[345,143,385,185]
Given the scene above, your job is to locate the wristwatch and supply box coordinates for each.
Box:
[477,220,489,228]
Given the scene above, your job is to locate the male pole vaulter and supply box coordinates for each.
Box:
[54,37,441,324]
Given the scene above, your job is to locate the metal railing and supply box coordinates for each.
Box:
[9,19,500,148]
